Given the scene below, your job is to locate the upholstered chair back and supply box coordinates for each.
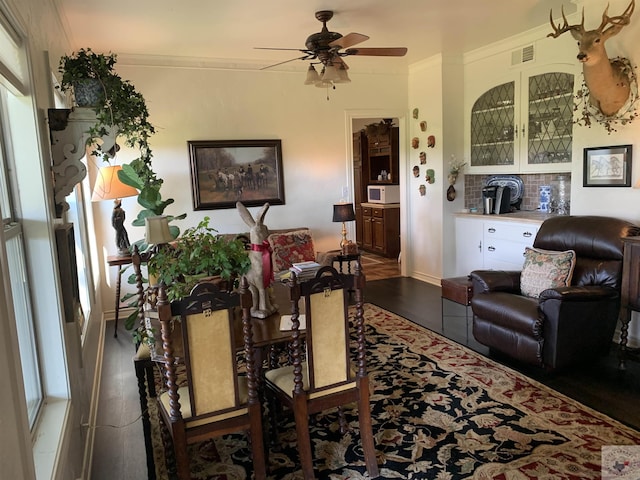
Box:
[533,215,640,290]
[306,285,351,392]
[183,308,238,416]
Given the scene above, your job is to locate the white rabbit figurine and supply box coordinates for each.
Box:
[236,201,277,318]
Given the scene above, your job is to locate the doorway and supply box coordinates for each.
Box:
[346,110,407,277]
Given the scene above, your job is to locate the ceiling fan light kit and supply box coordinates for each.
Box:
[258,10,406,97]
[336,64,351,83]
[304,64,321,84]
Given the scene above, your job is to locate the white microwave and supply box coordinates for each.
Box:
[367,184,400,204]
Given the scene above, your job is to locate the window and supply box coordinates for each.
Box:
[0,86,43,428]
[4,223,42,424]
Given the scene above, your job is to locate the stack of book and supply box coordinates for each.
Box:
[289,261,321,280]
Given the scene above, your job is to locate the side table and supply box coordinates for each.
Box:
[332,252,362,274]
[107,254,133,338]
[440,276,473,341]
[619,236,640,370]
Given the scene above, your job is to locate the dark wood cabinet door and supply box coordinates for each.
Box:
[372,217,385,253]
[362,212,373,250]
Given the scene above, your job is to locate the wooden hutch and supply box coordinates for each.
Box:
[353,122,400,258]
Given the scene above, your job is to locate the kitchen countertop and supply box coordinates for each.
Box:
[454,210,558,225]
[361,202,400,209]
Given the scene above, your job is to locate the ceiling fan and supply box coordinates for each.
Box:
[256,10,408,88]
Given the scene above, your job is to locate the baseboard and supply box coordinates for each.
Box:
[410,271,440,286]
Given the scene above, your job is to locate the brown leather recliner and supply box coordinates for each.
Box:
[470,215,640,370]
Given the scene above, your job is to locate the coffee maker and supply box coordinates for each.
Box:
[482,186,497,214]
[482,185,511,214]
[495,186,512,214]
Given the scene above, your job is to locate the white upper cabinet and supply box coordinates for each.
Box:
[466,64,576,174]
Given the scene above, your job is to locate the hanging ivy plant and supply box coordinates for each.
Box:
[58,48,186,237]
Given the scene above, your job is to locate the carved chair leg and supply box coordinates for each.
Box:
[135,358,156,480]
[266,392,280,448]
[158,408,177,478]
[293,399,315,480]
[357,378,379,478]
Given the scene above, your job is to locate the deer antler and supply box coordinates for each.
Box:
[598,0,635,35]
[548,0,635,117]
[548,6,585,38]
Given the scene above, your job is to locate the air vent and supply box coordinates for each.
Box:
[511,45,535,66]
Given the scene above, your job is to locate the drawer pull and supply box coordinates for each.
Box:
[523,231,532,238]
[488,246,496,252]
[488,227,496,233]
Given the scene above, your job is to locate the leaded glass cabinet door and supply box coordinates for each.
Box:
[470,81,515,169]
[523,71,574,172]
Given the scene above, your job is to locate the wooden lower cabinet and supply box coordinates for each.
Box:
[361,203,400,258]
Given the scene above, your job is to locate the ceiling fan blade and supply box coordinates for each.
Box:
[329,32,369,49]
[255,47,309,52]
[260,55,312,70]
[344,47,408,57]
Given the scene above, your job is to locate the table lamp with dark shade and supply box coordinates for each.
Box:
[332,202,356,251]
[91,165,138,256]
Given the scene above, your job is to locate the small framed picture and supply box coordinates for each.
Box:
[583,145,632,187]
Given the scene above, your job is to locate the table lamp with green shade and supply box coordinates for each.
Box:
[91,165,138,256]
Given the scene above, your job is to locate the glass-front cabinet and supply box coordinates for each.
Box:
[468,67,575,174]
[526,72,573,168]
[470,81,516,168]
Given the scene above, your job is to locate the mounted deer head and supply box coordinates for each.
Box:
[548,0,635,117]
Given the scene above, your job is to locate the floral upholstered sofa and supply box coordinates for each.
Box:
[265,228,333,274]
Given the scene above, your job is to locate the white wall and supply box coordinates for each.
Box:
[461,0,640,224]
[407,55,446,284]
[460,0,640,342]
[92,64,408,313]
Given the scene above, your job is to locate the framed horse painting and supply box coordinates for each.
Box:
[583,144,632,187]
[188,139,285,209]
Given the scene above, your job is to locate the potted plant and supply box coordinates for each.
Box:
[59,48,185,237]
[58,48,155,161]
[147,216,251,302]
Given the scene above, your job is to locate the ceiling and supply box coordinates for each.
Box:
[54,0,576,73]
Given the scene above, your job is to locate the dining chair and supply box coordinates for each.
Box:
[264,261,379,479]
[155,276,267,480]
[131,245,158,480]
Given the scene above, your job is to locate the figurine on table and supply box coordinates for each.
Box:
[112,199,130,256]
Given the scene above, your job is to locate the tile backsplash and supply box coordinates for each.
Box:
[464,173,571,212]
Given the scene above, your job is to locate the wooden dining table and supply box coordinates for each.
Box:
[234,281,300,350]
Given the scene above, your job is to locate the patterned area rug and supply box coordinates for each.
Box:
[148,303,640,479]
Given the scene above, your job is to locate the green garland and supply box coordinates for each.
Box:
[574,57,639,134]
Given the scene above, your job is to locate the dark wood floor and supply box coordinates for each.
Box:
[366,276,640,432]
[91,257,640,479]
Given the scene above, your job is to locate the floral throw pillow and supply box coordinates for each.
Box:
[268,230,316,272]
[520,247,576,298]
